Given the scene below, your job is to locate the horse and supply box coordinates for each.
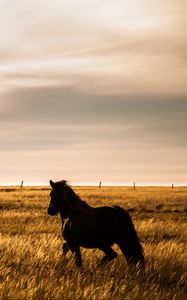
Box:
[47,180,145,270]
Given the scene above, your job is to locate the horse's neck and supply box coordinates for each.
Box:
[60,198,91,222]
[67,192,91,210]
[71,198,91,210]
[80,200,92,209]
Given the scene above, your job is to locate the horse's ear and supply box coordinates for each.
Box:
[61,180,67,186]
[50,180,55,189]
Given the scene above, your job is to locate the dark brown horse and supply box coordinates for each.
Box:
[47,180,145,270]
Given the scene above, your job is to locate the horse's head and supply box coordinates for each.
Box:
[48,180,69,217]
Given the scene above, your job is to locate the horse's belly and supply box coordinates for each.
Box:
[79,242,100,248]
[79,240,113,249]
[77,231,115,249]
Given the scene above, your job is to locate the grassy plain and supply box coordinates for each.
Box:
[0,186,186,299]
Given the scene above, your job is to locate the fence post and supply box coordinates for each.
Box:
[21,180,24,189]
[133,182,136,190]
[172,184,174,189]
[99,181,102,188]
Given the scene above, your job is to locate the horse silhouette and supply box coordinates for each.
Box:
[48,180,145,270]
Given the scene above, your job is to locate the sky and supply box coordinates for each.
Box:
[0,0,187,186]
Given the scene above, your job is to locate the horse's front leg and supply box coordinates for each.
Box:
[74,248,83,270]
[62,242,70,257]
[68,243,83,270]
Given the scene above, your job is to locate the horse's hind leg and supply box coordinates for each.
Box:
[98,246,117,267]
[117,241,145,271]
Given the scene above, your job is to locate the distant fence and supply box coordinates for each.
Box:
[17,181,177,189]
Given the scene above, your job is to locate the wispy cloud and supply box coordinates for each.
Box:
[0,0,187,184]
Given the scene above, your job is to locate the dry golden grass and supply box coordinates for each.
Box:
[0,186,186,299]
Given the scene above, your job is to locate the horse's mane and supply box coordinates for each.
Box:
[65,184,81,201]
[53,180,91,210]
[65,183,91,209]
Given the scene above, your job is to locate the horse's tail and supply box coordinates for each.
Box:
[114,206,145,268]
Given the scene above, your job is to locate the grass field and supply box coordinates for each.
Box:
[0,186,186,299]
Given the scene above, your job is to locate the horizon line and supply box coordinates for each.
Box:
[0,181,187,187]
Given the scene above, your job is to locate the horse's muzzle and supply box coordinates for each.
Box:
[47,206,58,216]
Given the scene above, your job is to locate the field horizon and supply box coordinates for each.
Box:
[1,183,187,188]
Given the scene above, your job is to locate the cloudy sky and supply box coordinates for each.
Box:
[0,0,187,185]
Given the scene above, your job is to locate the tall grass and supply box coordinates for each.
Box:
[0,186,186,299]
